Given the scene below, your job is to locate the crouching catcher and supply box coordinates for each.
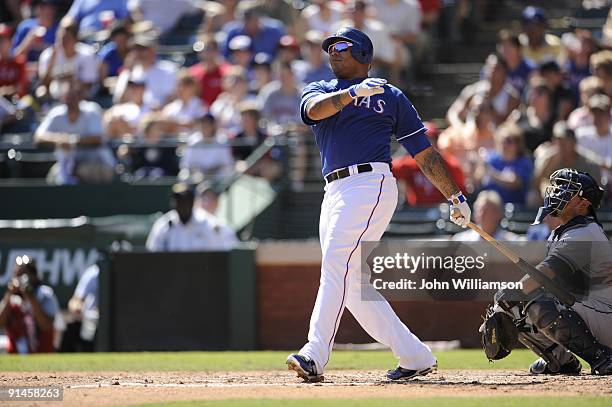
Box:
[481,168,612,375]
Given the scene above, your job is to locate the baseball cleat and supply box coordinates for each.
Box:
[529,356,582,375]
[286,354,324,383]
[591,355,612,375]
[386,361,438,380]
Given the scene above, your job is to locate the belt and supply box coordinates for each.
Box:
[324,162,392,184]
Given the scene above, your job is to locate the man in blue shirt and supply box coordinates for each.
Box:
[286,27,472,383]
[67,0,128,35]
[222,4,284,62]
[11,0,59,62]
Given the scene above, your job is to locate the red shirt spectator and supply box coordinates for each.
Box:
[392,122,466,206]
[189,35,231,107]
[0,24,28,97]
[189,62,230,107]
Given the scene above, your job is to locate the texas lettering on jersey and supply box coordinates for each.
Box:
[352,95,386,114]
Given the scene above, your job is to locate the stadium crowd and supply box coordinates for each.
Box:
[392,5,612,214]
[0,0,434,187]
[0,0,609,207]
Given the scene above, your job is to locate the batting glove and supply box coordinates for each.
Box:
[448,191,471,228]
[348,78,387,98]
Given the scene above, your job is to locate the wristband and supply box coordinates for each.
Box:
[448,191,466,206]
[348,86,357,99]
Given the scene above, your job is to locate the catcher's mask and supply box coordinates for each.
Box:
[533,168,604,225]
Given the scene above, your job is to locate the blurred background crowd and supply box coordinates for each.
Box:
[0,0,609,205]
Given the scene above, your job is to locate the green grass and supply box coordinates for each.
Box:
[0,349,556,372]
[137,397,611,407]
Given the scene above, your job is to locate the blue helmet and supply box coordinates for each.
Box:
[322,27,373,65]
[532,168,604,225]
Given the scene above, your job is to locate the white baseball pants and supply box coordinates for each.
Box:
[300,162,436,374]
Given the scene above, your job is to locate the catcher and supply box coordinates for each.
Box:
[481,168,612,375]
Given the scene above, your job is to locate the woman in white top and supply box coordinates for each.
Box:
[162,69,206,134]
[301,0,344,36]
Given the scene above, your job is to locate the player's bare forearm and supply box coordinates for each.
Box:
[414,146,460,198]
[305,90,354,121]
[518,264,556,295]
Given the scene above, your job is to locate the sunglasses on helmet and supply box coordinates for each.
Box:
[328,41,353,54]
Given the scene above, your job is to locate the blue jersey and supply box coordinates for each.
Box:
[300,77,430,175]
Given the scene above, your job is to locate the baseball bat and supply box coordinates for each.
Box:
[465,220,575,306]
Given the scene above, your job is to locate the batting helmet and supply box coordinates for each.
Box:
[322,27,374,65]
[532,168,604,225]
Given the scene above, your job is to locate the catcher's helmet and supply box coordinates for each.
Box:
[533,168,604,225]
[322,27,373,65]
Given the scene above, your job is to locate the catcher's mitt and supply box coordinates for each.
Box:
[480,306,520,361]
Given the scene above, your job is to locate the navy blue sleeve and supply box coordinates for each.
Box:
[300,81,326,126]
[394,91,429,156]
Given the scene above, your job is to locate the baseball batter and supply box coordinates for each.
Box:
[482,168,612,375]
[286,27,472,382]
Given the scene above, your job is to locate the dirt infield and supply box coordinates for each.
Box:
[2,370,612,406]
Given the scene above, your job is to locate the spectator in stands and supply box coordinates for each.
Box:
[11,0,59,63]
[0,255,59,353]
[393,121,465,207]
[447,53,519,129]
[538,60,575,122]
[0,24,27,130]
[250,52,274,94]
[232,100,267,161]
[200,0,237,34]
[67,0,128,36]
[98,22,131,81]
[114,32,178,110]
[590,50,612,98]
[103,69,148,139]
[507,77,554,154]
[277,34,300,65]
[179,113,234,180]
[452,190,521,241]
[371,0,423,87]
[162,69,206,134]
[128,0,199,35]
[575,94,612,174]
[227,34,254,73]
[293,30,334,84]
[567,75,605,130]
[116,112,179,179]
[473,123,534,205]
[38,17,100,100]
[223,3,284,61]
[258,61,302,130]
[561,30,596,101]
[233,100,282,181]
[531,121,601,205]
[64,263,99,352]
[260,0,301,36]
[34,80,115,184]
[438,93,498,167]
[189,35,230,108]
[497,30,535,97]
[146,183,231,251]
[209,65,252,135]
[333,0,395,79]
[301,0,344,36]
[519,6,562,65]
[194,182,239,251]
